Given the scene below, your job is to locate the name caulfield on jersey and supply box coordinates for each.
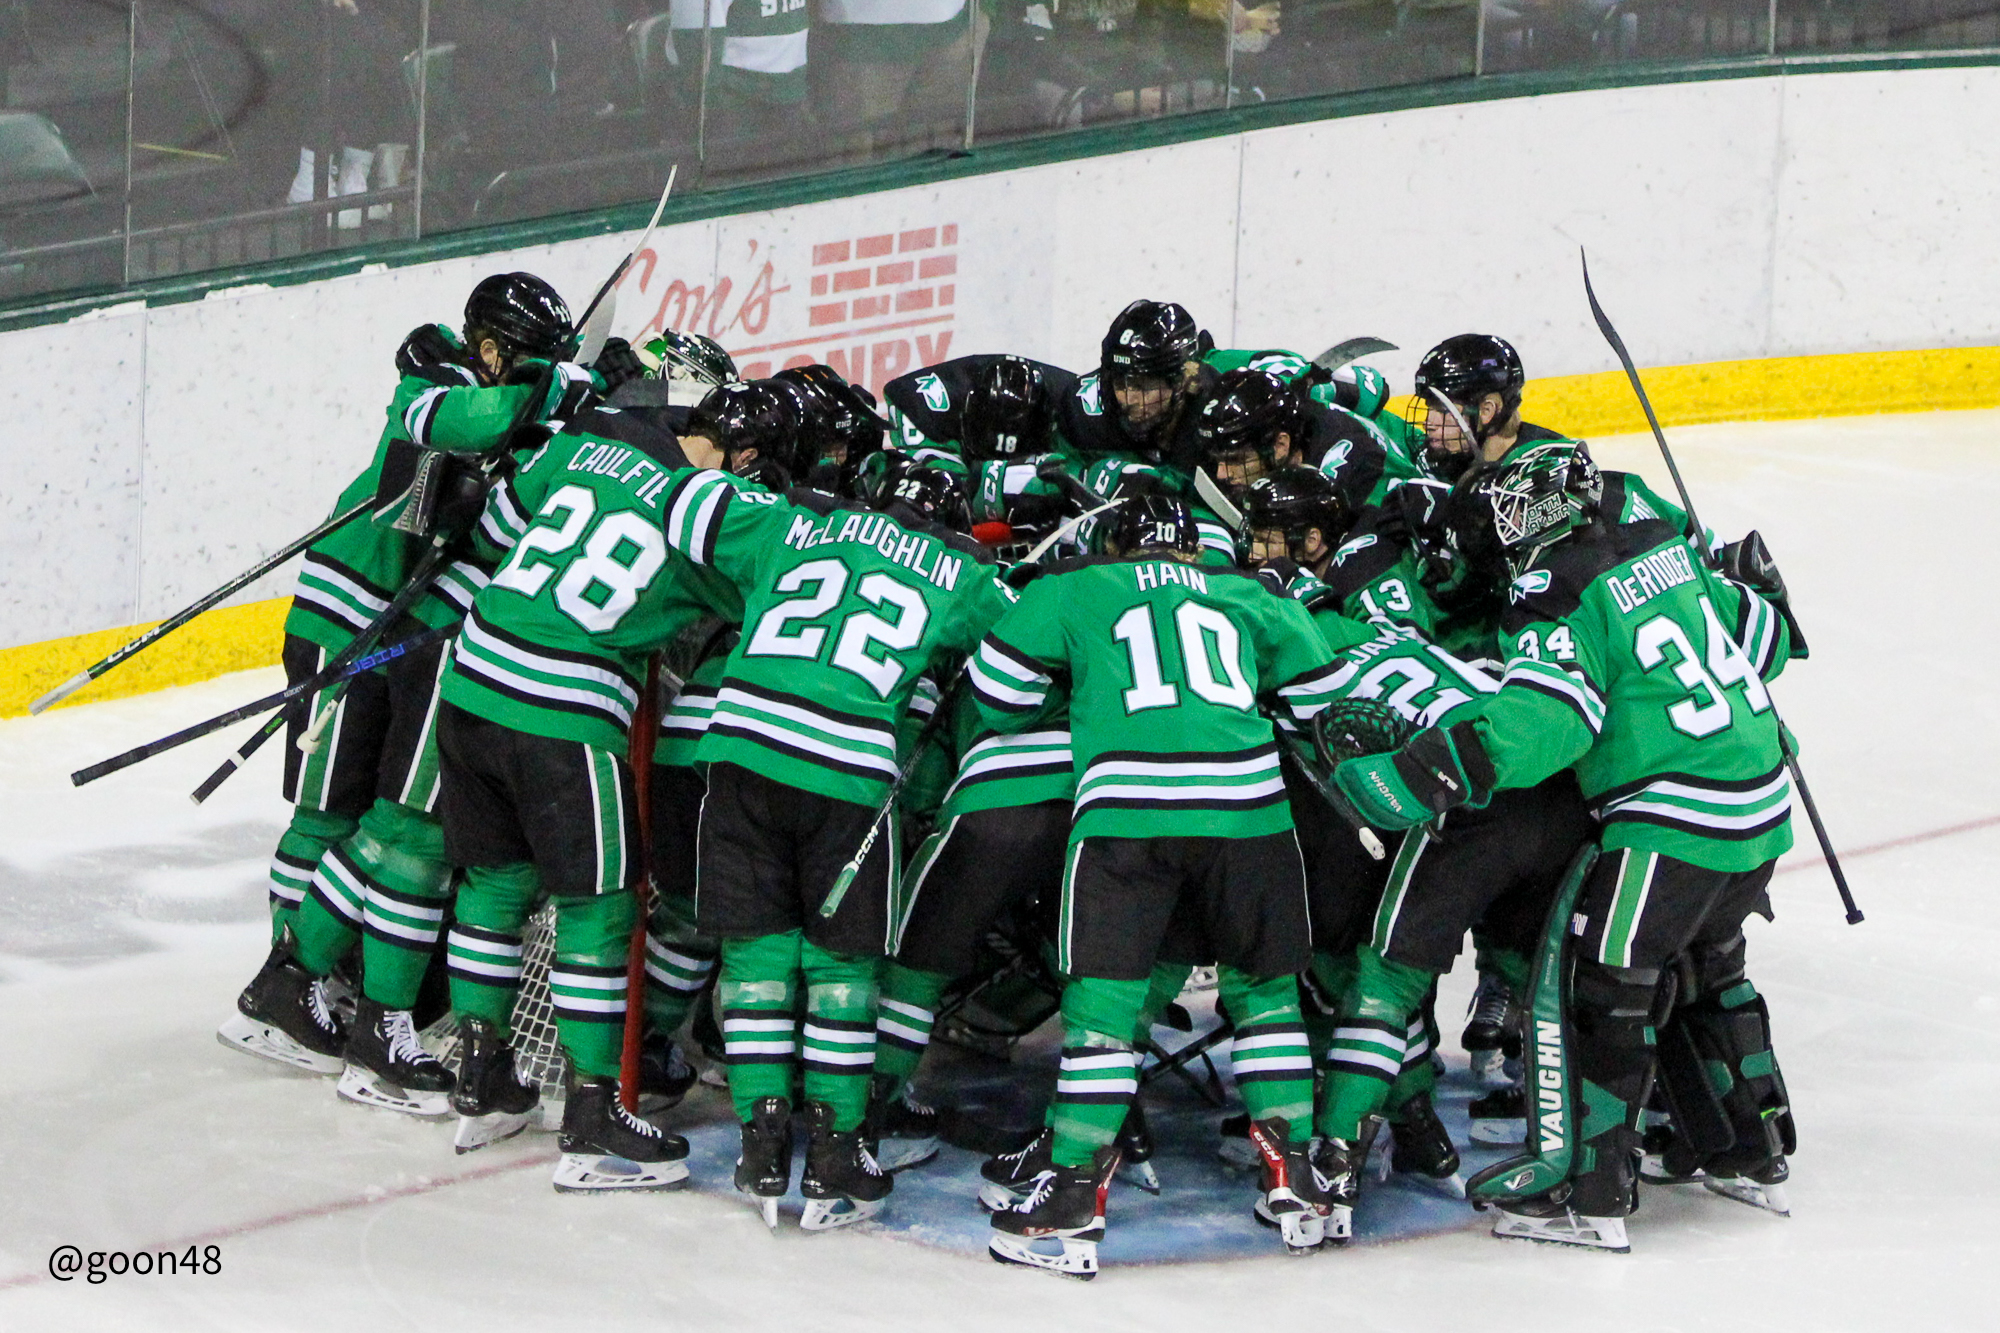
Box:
[783,509,965,591]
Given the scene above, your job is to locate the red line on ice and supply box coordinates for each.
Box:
[1773,811,2000,877]
[0,1152,555,1291]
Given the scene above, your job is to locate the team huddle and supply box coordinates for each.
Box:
[215,269,1805,1277]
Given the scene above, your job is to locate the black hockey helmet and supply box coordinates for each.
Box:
[688,381,802,480]
[1109,493,1201,559]
[1450,440,1603,576]
[642,329,738,404]
[1100,300,1204,445]
[464,272,575,365]
[1194,369,1302,470]
[877,463,971,533]
[775,364,888,460]
[1408,334,1526,481]
[1242,466,1354,564]
[962,356,1051,462]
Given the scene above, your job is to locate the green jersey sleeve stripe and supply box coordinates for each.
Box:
[969,637,1049,711]
[1500,659,1605,732]
[479,483,529,551]
[664,470,733,563]
[404,385,449,443]
[459,614,640,712]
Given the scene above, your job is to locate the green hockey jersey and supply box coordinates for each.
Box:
[442,409,741,752]
[661,475,1016,806]
[286,360,597,653]
[970,555,1345,841]
[1470,519,1795,871]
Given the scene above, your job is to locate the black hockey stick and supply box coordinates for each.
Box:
[820,667,970,921]
[30,499,373,715]
[72,541,456,788]
[186,620,458,805]
[1581,250,1863,926]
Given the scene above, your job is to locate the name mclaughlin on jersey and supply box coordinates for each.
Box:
[782,510,966,591]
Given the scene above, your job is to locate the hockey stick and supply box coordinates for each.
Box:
[1021,496,1124,565]
[1580,250,1863,926]
[186,620,458,805]
[1192,467,1245,534]
[819,668,968,922]
[619,654,664,1113]
[572,165,678,363]
[1310,336,1397,374]
[30,500,373,715]
[72,541,455,787]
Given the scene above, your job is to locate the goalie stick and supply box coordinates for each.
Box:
[1580,250,1862,926]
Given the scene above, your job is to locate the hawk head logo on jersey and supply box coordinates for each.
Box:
[1322,440,1354,476]
[1509,570,1553,604]
[1331,533,1376,567]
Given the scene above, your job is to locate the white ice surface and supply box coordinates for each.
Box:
[2,411,1997,1330]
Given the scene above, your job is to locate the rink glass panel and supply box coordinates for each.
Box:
[1,1,1996,306]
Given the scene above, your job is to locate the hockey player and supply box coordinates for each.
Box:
[221,273,603,1107]
[772,363,890,493]
[436,396,733,1186]
[656,466,1015,1229]
[1333,440,1800,1251]
[882,352,1077,472]
[969,495,1347,1275]
[1193,369,1399,506]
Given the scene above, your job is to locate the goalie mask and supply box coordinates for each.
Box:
[1458,441,1603,575]
[1407,333,1525,482]
[962,356,1051,462]
[641,330,738,406]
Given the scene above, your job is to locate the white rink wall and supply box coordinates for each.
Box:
[4,63,1998,649]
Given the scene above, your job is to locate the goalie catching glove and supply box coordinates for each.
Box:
[1331,718,1496,831]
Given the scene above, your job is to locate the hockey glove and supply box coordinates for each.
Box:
[1718,529,1808,659]
[396,323,466,377]
[1333,721,1496,831]
[432,456,497,535]
[592,337,647,396]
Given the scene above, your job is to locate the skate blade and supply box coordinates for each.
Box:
[1117,1158,1161,1195]
[454,1108,535,1154]
[1253,1197,1327,1253]
[1491,1212,1629,1253]
[977,1180,1028,1213]
[761,1197,781,1230]
[987,1232,1099,1280]
[336,1065,453,1118]
[799,1195,884,1231]
[697,1065,730,1089]
[875,1135,940,1173]
[551,1152,691,1193]
[1638,1154,1703,1186]
[1322,1204,1354,1247]
[216,1014,343,1076]
[1703,1175,1790,1217]
[1399,1168,1467,1200]
[1469,1118,1526,1146]
[1467,1048,1506,1082]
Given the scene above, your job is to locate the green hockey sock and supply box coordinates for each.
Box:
[643,889,716,1036]
[874,961,949,1099]
[335,800,452,1010]
[267,808,355,940]
[1302,949,1358,1072]
[1384,987,1443,1117]
[447,862,541,1033]
[1219,968,1315,1141]
[292,841,366,979]
[801,939,879,1132]
[1135,961,1192,1042]
[1472,935,1533,996]
[550,890,636,1079]
[1051,976,1147,1169]
[719,931,802,1122]
[1318,946,1437,1140]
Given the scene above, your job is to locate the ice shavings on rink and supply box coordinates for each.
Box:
[2,412,1998,1331]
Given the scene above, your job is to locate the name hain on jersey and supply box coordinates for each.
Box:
[1134,562,1208,593]
[782,509,964,590]
[1605,544,1697,616]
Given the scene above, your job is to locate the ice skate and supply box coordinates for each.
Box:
[1703,1155,1791,1217]
[987,1146,1118,1281]
[552,1076,690,1192]
[1468,1082,1527,1145]
[867,1079,940,1173]
[1215,1111,1259,1170]
[1115,1099,1160,1194]
[799,1099,891,1230]
[451,1017,540,1153]
[1247,1118,1330,1254]
[978,1126,1054,1211]
[219,942,347,1075]
[637,1033,698,1114]
[735,1097,793,1229]
[1389,1091,1465,1197]
[1491,1191,1630,1252]
[1306,1118,1379,1246]
[337,998,454,1117]
[1462,972,1522,1084]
